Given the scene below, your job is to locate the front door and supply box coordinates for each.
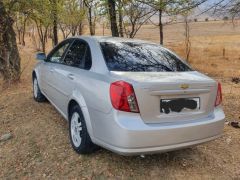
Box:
[41,39,72,105]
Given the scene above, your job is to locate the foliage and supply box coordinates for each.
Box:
[59,0,86,37]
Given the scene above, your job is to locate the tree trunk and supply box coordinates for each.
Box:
[22,17,27,46]
[108,0,119,37]
[83,1,95,36]
[184,16,191,62]
[78,23,84,35]
[159,9,163,45]
[78,1,84,36]
[0,1,21,82]
[51,0,58,46]
[59,24,66,39]
[17,29,21,44]
[35,21,49,53]
[88,7,94,35]
[102,22,105,36]
[71,26,77,36]
[53,18,58,46]
[118,0,124,37]
[129,21,135,38]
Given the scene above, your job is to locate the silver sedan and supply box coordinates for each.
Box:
[32,36,225,155]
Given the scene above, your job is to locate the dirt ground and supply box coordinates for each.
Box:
[0,21,240,179]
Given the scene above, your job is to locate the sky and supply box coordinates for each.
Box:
[150,0,228,23]
[151,0,230,23]
[188,0,230,20]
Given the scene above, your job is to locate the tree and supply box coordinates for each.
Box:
[184,16,191,62]
[30,0,52,53]
[136,0,176,44]
[0,1,21,82]
[137,0,172,44]
[107,0,119,37]
[59,0,86,38]
[15,12,28,46]
[10,0,33,46]
[181,7,192,62]
[84,0,99,35]
[123,0,156,38]
[138,0,208,45]
[229,2,240,19]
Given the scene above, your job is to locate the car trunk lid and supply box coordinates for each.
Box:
[110,71,217,124]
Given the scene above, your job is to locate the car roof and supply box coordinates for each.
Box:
[70,35,158,45]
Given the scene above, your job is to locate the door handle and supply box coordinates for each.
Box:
[67,74,74,80]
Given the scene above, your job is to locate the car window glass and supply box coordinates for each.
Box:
[64,41,86,68]
[100,41,192,72]
[84,46,92,70]
[49,42,70,63]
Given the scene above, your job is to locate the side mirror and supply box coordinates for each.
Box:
[36,52,46,61]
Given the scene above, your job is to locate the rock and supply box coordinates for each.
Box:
[230,121,240,128]
[226,137,231,144]
[232,77,240,84]
[0,133,13,142]
[226,120,240,128]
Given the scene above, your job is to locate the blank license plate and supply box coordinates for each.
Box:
[160,97,200,114]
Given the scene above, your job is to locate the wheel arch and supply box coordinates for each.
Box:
[32,70,36,80]
[68,100,79,119]
[32,69,40,82]
[67,93,94,140]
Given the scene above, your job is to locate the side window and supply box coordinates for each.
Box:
[64,40,92,70]
[48,42,70,63]
[84,46,92,70]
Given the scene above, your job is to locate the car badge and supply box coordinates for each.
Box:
[180,84,189,89]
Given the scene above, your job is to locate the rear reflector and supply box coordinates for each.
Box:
[215,82,222,107]
[110,81,139,113]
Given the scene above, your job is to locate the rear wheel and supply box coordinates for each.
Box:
[69,104,98,154]
[33,76,46,102]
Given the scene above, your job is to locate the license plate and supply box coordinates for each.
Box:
[160,97,200,114]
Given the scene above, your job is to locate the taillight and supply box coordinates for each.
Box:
[110,81,139,113]
[215,82,222,107]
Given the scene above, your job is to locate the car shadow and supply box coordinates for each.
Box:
[88,145,204,168]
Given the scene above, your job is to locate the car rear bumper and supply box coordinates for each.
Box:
[99,134,221,156]
[93,107,225,156]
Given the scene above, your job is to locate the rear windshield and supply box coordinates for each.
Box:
[100,41,192,72]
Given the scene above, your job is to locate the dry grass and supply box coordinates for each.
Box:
[0,20,240,179]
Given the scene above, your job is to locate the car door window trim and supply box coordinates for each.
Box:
[46,39,75,65]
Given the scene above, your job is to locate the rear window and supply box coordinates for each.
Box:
[100,41,192,72]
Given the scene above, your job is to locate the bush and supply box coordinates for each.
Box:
[223,16,229,21]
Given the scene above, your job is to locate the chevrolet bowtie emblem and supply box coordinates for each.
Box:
[180,84,189,89]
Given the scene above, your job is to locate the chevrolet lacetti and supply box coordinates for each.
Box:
[32,36,225,155]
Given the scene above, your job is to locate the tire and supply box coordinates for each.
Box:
[33,76,46,102]
[69,104,98,154]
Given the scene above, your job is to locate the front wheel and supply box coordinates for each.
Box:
[69,104,98,154]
